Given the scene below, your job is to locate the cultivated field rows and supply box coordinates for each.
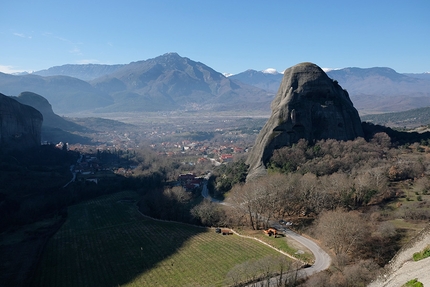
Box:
[30,191,288,287]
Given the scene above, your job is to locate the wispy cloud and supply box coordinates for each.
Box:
[13,32,32,39]
[42,32,85,57]
[69,47,82,55]
[43,32,71,43]
[0,65,26,74]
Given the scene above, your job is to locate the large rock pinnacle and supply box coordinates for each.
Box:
[246,62,363,179]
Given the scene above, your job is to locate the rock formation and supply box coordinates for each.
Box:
[0,93,43,151]
[246,62,364,179]
[14,91,77,130]
[368,224,430,287]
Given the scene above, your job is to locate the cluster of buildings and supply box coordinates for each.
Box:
[152,139,247,165]
[177,173,204,191]
[73,155,100,175]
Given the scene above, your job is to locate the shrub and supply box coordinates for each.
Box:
[403,278,423,287]
[412,245,430,261]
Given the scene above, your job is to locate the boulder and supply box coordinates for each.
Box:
[246,62,363,179]
[0,93,43,151]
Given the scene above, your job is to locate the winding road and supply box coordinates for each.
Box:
[63,154,83,188]
[201,175,331,285]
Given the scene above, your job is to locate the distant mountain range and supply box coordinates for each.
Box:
[327,68,430,114]
[1,53,430,115]
[33,64,125,81]
[230,67,430,115]
[89,53,273,113]
[229,69,283,93]
[0,53,273,114]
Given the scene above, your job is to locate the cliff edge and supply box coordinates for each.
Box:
[0,93,43,151]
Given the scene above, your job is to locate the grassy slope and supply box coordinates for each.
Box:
[30,191,286,287]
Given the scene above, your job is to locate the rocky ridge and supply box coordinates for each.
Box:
[246,62,363,179]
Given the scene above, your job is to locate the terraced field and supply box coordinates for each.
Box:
[30,191,287,287]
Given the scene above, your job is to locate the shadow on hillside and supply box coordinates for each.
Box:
[362,122,430,145]
[28,190,206,287]
[42,126,94,144]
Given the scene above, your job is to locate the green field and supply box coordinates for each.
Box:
[30,191,288,287]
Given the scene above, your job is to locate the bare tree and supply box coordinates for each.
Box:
[227,183,259,230]
[190,199,225,226]
[315,210,369,255]
[371,132,391,149]
[298,173,323,214]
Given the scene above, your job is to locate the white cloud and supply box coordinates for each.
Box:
[14,33,25,38]
[322,68,341,72]
[0,65,26,74]
[13,32,32,39]
[262,68,279,74]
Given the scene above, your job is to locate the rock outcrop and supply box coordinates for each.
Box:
[13,91,93,144]
[14,91,80,130]
[0,93,43,151]
[368,224,430,287]
[246,62,363,179]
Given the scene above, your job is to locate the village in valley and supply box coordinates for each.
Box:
[59,115,261,189]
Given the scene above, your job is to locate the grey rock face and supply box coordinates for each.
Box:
[0,93,43,151]
[246,63,363,179]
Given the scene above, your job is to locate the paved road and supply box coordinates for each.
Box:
[201,174,225,204]
[281,227,331,277]
[247,225,331,287]
[200,174,331,284]
[63,155,83,188]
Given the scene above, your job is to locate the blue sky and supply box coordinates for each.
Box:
[1,0,429,75]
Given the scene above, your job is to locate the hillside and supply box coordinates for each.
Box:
[13,92,93,144]
[368,224,430,287]
[361,106,430,128]
[327,67,430,114]
[90,53,273,113]
[229,69,283,92]
[33,64,124,81]
[0,73,113,114]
